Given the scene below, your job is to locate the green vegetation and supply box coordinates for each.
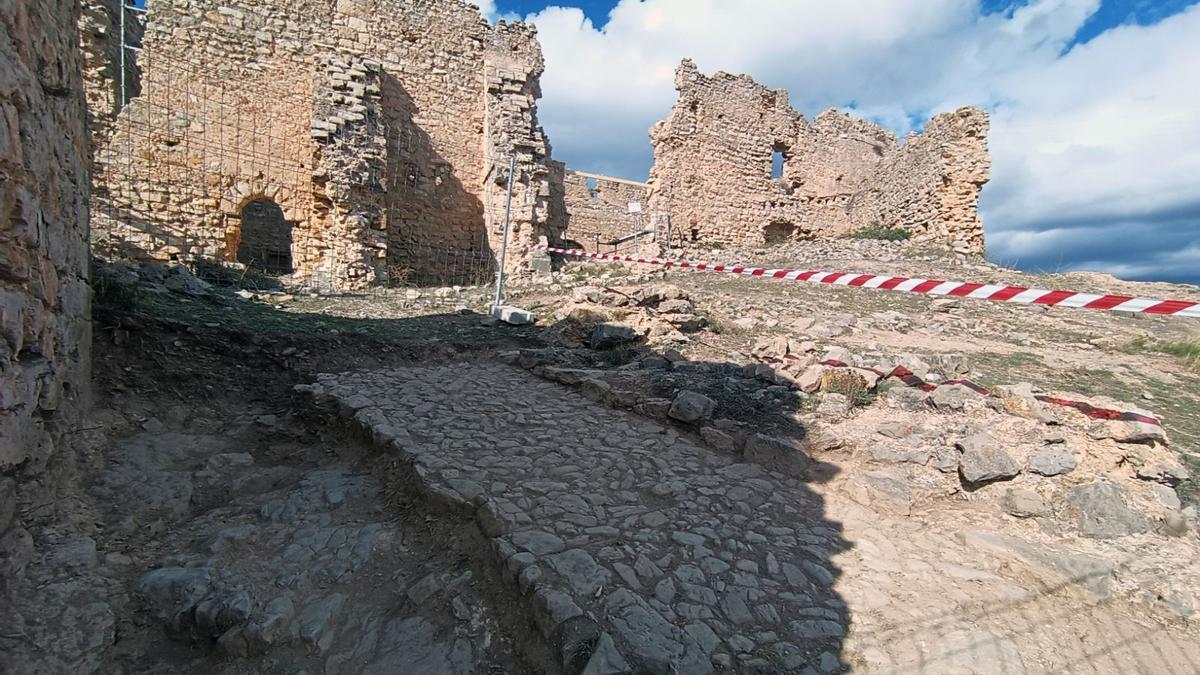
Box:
[1122,337,1200,374]
[692,310,724,334]
[1179,453,1200,508]
[848,225,910,241]
[820,369,876,407]
[568,261,632,283]
[92,273,140,313]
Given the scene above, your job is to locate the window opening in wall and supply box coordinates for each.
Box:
[586,177,599,200]
[237,199,294,275]
[771,144,787,180]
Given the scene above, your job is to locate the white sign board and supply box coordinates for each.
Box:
[627,201,642,214]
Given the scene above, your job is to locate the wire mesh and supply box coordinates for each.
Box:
[92,48,316,269]
[90,19,499,300]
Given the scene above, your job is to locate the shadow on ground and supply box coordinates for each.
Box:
[83,279,856,674]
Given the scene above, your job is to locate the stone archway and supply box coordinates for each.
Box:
[236,198,294,274]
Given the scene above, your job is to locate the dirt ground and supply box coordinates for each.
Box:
[8,242,1199,674]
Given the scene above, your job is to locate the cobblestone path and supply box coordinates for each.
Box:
[306,362,1200,674]
[306,363,852,673]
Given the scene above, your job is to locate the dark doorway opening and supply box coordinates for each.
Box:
[237,199,293,274]
[764,221,796,244]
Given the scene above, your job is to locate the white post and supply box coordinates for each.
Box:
[119,3,127,107]
[492,154,516,309]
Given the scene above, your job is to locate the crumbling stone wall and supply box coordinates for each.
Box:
[550,169,649,248]
[648,60,989,253]
[1,0,92,488]
[853,109,990,252]
[78,0,142,143]
[91,0,555,288]
[480,25,555,270]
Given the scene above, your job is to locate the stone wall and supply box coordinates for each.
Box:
[1,0,92,492]
[853,109,991,252]
[78,0,142,143]
[647,60,989,254]
[551,169,649,249]
[91,0,556,288]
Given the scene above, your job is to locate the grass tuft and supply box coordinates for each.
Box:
[1122,337,1200,374]
[819,370,876,407]
[848,225,910,241]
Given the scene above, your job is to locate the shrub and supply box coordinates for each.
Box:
[819,370,876,407]
[92,273,139,313]
[849,225,910,241]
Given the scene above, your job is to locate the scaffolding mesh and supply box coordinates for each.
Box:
[90,27,497,305]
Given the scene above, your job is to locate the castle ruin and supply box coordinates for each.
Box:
[647,60,990,253]
[83,4,992,290]
[548,165,652,251]
[89,0,557,289]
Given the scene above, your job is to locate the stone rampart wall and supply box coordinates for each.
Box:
[552,170,649,248]
[1,0,92,506]
[647,60,989,254]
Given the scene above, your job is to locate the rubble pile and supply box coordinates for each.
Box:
[503,334,1195,546]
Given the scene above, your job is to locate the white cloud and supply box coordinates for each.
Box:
[522,0,1200,284]
[475,0,496,19]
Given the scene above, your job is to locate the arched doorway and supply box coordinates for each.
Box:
[236,199,293,274]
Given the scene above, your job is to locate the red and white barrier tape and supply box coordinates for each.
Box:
[600,287,1164,427]
[539,246,1200,318]
[811,358,1161,426]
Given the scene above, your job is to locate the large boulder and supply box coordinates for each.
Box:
[1064,482,1150,539]
[743,434,811,477]
[668,391,715,423]
[590,323,639,350]
[957,433,1020,484]
[162,265,212,296]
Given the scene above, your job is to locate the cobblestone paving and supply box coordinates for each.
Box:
[306,362,1200,674]
[306,363,852,673]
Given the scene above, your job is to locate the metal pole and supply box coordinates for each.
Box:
[119,3,127,107]
[492,154,516,309]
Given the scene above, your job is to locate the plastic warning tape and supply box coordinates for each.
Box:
[815,359,1162,426]
[538,246,1200,318]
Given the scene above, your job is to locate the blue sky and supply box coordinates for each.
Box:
[485,0,1200,284]
[498,0,1199,43]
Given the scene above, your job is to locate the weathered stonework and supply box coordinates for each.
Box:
[1,0,92,476]
[648,60,990,253]
[91,0,555,289]
[549,166,650,249]
[78,0,142,144]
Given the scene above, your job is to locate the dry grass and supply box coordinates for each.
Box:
[819,370,876,407]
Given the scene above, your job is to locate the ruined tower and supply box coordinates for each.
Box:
[647,60,990,253]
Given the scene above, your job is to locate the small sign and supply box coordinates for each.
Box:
[628,201,642,214]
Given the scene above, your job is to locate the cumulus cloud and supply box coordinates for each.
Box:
[520,0,1200,284]
[474,0,496,19]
